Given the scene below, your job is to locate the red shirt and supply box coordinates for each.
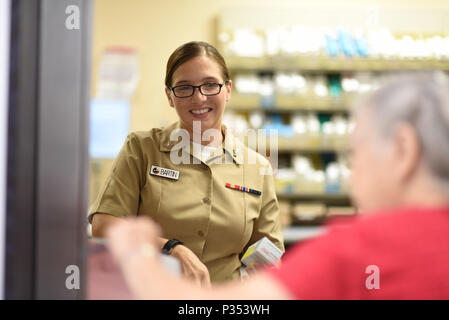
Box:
[268,207,449,299]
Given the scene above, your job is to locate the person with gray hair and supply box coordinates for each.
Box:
[350,71,449,212]
[105,72,449,299]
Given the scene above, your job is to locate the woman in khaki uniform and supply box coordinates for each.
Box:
[89,41,284,286]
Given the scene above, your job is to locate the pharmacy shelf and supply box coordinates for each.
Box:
[240,136,350,152]
[227,105,351,114]
[226,56,449,72]
[240,139,349,154]
[227,94,355,112]
[250,144,349,154]
[272,140,349,153]
[277,192,350,199]
[282,226,326,244]
[277,192,351,205]
[276,144,349,153]
[225,54,365,217]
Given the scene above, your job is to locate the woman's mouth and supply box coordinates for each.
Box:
[190,108,212,117]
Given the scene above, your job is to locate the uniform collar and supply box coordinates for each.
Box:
[222,124,244,165]
[159,122,243,165]
[159,122,184,152]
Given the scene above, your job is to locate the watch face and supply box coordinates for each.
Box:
[162,243,171,255]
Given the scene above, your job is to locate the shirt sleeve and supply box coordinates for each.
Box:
[88,133,147,223]
[246,162,285,253]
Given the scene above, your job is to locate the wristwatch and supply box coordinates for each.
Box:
[162,239,183,255]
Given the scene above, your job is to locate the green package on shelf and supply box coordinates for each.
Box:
[328,75,342,97]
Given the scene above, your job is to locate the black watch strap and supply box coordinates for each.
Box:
[162,239,183,255]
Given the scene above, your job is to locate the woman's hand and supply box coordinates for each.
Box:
[106,217,211,288]
[171,244,211,288]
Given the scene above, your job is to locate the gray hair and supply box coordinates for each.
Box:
[354,71,449,187]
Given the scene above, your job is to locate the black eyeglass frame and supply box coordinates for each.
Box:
[167,81,229,98]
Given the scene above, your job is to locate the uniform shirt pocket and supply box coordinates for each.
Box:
[244,191,262,222]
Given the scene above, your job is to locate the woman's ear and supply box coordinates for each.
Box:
[393,123,421,184]
[225,80,232,102]
[165,87,174,107]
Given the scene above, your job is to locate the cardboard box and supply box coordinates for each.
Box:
[241,237,283,270]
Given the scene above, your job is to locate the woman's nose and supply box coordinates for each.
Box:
[191,87,207,102]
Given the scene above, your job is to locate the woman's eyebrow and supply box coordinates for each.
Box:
[201,77,219,82]
[173,80,190,86]
[173,77,219,86]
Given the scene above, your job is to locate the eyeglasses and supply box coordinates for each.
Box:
[168,81,228,98]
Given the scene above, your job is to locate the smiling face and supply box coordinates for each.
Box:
[165,55,232,141]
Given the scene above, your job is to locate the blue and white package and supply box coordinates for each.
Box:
[326,35,340,57]
[338,29,357,57]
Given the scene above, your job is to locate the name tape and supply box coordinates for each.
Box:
[150,165,180,180]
